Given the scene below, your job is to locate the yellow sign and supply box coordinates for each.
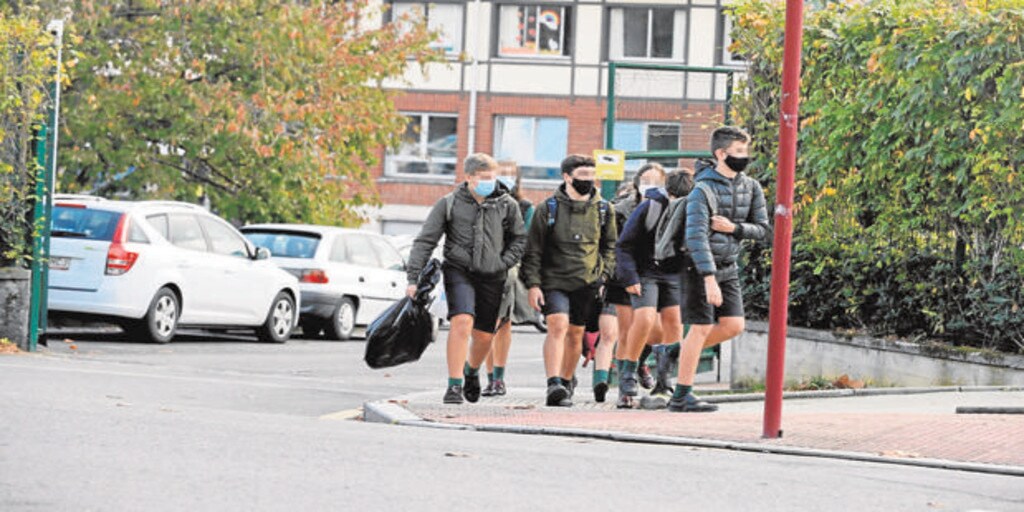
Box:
[594,149,626,181]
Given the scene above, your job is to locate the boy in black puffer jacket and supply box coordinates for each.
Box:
[669,127,771,413]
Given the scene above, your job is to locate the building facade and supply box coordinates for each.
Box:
[362,0,742,235]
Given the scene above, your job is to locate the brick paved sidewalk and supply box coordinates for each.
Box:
[395,389,1024,468]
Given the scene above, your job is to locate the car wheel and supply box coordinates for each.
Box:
[324,297,357,341]
[257,292,295,343]
[131,287,179,343]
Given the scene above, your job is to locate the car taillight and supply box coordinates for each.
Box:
[106,214,139,276]
[300,269,329,284]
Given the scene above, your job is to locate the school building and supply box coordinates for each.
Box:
[361,0,744,235]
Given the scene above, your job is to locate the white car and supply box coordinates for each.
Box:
[47,195,301,343]
[240,224,409,340]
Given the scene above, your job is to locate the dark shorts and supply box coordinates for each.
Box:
[629,271,682,311]
[603,284,631,307]
[443,264,506,333]
[543,285,600,327]
[681,263,744,325]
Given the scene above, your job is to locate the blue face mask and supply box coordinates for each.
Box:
[474,179,496,197]
[497,176,516,191]
[639,185,667,198]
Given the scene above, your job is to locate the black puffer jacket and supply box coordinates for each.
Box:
[684,160,771,280]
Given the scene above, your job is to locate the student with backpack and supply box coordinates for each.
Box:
[612,163,685,408]
[668,127,770,412]
[521,155,617,407]
[482,161,535,397]
[405,154,528,405]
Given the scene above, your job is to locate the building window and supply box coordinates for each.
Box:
[609,7,687,61]
[498,5,572,58]
[611,121,681,176]
[494,116,569,181]
[391,2,463,55]
[386,113,458,177]
[719,12,746,66]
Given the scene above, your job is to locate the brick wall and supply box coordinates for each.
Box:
[377,91,724,207]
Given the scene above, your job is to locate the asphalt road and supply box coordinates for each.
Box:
[1,327,1021,511]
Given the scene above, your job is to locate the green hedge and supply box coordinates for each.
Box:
[730,0,1024,353]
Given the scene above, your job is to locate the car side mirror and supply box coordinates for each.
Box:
[254,247,271,260]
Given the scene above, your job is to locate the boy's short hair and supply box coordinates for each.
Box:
[666,169,694,199]
[561,154,595,175]
[710,126,751,155]
[464,153,498,176]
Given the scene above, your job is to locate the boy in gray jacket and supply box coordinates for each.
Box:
[406,154,528,404]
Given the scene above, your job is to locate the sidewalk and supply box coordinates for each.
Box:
[366,385,1024,475]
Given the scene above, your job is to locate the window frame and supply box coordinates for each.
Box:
[495,4,574,60]
[493,115,570,185]
[197,216,251,259]
[167,213,210,253]
[717,10,746,67]
[607,120,683,174]
[385,112,460,180]
[607,6,688,63]
[387,1,466,58]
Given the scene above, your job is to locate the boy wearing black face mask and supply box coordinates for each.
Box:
[669,126,771,413]
[521,155,617,407]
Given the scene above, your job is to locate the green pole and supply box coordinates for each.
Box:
[725,72,734,125]
[601,62,618,201]
[28,125,48,352]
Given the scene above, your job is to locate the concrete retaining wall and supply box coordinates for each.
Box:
[0,268,31,351]
[731,321,1024,388]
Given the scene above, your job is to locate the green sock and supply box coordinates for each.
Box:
[464,362,479,377]
[593,369,610,385]
[615,359,623,374]
[487,372,495,383]
[673,384,692,400]
[448,377,463,387]
[622,360,639,374]
[494,367,505,381]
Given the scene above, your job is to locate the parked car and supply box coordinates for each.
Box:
[47,195,301,343]
[240,224,410,340]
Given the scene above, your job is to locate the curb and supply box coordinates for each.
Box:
[704,385,1024,403]
[362,386,1024,478]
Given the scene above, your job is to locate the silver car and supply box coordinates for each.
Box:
[241,224,408,340]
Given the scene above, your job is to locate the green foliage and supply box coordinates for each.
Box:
[730,0,1024,353]
[57,0,440,225]
[0,12,59,268]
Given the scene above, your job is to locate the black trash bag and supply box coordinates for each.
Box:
[364,258,442,369]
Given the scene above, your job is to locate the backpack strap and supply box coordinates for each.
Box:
[444,192,457,224]
[694,182,718,217]
[545,197,558,231]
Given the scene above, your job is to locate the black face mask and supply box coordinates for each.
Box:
[570,178,594,196]
[724,155,751,173]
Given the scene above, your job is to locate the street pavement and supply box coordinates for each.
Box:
[1,326,1022,511]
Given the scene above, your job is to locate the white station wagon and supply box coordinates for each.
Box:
[240,224,410,340]
[47,195,301,343]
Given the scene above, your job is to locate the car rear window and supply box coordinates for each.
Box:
[243,230,321,259]
[51,206,121,241]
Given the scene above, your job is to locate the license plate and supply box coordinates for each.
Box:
[49,257,70,271]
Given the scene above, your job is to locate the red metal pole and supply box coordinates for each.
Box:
[762,0,805,439]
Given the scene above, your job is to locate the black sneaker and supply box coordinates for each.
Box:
[566,376,578,398]
[443,385,464,404]
[638,365,655,390]
[463,372,481,403]
[593,381,609,403]
[667,392,719,413]
[546,384,571,407]
[616,394,635,409]
[651,380,673,396]
[619,371,639,397]
[493,379,507,396]
[481,380,496,397]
